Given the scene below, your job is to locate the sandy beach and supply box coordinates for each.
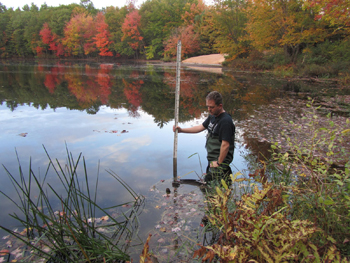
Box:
[182,54,225,65]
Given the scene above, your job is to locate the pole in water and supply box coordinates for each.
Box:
[173,40,181,182]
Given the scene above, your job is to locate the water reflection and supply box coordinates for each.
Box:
[0,61,290,126]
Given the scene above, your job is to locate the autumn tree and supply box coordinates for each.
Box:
[62,13,97,56]
[121,9,143,58]
[181,0,205,26]
[93,12,113,56]
[163,25,200,59]
[246,0,327,62]
[305,0,350,33]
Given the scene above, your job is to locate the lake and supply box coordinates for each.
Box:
[1,61,348,261]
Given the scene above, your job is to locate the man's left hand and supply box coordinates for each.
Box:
[210,161,220,168]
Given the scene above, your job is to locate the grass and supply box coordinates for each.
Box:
[0,145,145,262]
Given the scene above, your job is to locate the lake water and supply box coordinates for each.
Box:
[1,61,347,261]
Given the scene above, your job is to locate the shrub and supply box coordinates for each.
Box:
[299,64,331,78]
[271,100,350,256]
[194,174,348,262]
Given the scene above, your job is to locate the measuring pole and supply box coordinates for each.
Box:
[173,40,181,181]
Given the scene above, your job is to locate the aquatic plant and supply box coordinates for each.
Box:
[0,146,144,262]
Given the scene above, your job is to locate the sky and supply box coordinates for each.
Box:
[1,0,138,10]
[1,0,213,10]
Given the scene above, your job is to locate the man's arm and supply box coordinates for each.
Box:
[173,124,205,134]
[211,140,230,168]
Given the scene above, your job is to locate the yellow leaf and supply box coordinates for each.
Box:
[341,129,350,134]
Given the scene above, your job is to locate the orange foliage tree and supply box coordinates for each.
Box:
[246,0,327,62]
[94,12,113,57]
[62,13,97,56]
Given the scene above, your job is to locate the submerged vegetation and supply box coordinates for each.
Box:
[0,146,144,262]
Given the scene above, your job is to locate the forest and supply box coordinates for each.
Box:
[0,0,349,75]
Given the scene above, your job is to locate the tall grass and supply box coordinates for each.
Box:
[0,145,144,262]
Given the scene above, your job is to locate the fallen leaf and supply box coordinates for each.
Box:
[157,238,165,243]
[160,180,165,183]
[101,216,109,221]
[171,227,181,233]
[160,227,166,232]
[155,206,161,209]
[0,249,9,256]
[2,235,9,240]
[121,130,128,133]
[11,247,21,256]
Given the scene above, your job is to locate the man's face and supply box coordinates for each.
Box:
[206,99,222,116]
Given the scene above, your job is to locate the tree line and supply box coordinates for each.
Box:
[0,0,349,65]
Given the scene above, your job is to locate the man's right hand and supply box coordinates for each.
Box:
[173,125,182,133]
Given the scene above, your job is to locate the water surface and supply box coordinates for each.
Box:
[1,61,346,261]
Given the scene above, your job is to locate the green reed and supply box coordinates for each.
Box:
[0,145,144,262]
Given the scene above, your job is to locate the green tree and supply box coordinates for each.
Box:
[0,5,12,57]
[104,6,128,57]
[9,8,33,56]
[211,0,249,58]
[139,0,196,59]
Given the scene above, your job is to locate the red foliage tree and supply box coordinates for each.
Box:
[94,12,113,57]
[121,10,143,51]
[39,23,63,57]
[163,25,200,59]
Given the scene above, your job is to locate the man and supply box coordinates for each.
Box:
[173,91,235,183]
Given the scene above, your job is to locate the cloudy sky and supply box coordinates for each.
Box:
[1,0,139,10]
[2,0,213,10]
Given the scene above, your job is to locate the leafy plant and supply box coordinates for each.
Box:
[271,99,350,255]
[194,173,348,262]
[0,146,144,262]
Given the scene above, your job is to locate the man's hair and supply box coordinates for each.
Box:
[206,91,223,106]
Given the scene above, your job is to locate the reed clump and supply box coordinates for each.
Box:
[0,146,144,262]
